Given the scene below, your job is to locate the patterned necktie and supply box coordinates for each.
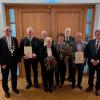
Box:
[96,41,99,53]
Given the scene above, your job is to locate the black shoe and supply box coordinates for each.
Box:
[13,89,19,94]
[77,85,83,90]
[96,90,100,96]
[44,88,48,92]
[86,87,93,92]
[68,77,72,82]
[49,88,52,93]
[59,85,63,88]
[34,84,40,88]
[26,84,32,89]
[5,91,10,98]
[72,84,75,88]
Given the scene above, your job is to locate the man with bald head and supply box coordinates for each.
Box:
[0,26,20,98]
[64,27,75,82]
[20,27,40,89]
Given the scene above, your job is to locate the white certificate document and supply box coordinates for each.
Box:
[24,46,32,58]
[75,52,84,64]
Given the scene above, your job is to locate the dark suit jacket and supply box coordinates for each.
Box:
[40,46,58,63]
[20,37,39,60]
[65,36,74,44]
[0,36,20,66]
[85,39,100,63]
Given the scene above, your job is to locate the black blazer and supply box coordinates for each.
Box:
[65,36,74,44]
[0,36,20,65]
[20,37,39,59]
[40,46,58,63]
[85,39,100,63]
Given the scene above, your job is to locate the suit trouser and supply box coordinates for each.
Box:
[72,64,84,86]
[40,62,45,86]
[24,59,38,85]
[88,63,100,90]
[55,61,66,85]
[1,63,17,92]
[43,69,54,90]
[68,57,74,80]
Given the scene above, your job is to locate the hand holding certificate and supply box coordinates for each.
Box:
[24,46,32,58]
[75,51,84,64]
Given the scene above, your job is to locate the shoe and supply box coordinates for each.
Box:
[44,88,48,92]
[68,77,72,82]
[59,85,63,88]
[77,85,83,90]
[26,84,32,89]
[86,87,93,92]
[49,88,52,93]
[96,90,100,96]
[71,84,75,88]
[5,91,10,98]
[34,84,40,88]
[12,89,19,94]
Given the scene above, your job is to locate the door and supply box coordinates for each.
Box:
[5,5,95,76]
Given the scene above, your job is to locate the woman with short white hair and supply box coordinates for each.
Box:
[40,36,58,93]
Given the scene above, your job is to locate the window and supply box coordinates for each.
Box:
[9,8,19,76]
[9,9,16,37]
[86,8,92,42]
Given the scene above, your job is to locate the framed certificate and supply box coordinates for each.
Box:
[24,46,32,58]
[75,51,84,64]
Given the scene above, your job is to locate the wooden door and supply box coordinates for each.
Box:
[17,6,51,40]
[5,5,95,77]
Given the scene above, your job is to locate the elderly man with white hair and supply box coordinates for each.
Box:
[39,30,49,86]
[20,27,40,89]
[64,27,75,82]
[0,26,20,98]
[71,32,87,89]
[40,36,58,93]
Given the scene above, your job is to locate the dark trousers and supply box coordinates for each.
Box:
[72,64,84,86]
[88,63,100,90]
[40,62,45,86]
[55,61,66,85]
[24,59,38,85]
[43,69,54,90]
[1,63,17,93]
[68,57,74,80]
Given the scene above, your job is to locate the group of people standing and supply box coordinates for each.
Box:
[0,26,100,98]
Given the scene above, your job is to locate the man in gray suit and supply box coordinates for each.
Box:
[71,32,87,89]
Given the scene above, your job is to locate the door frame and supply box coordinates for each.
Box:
[5,4,95,77]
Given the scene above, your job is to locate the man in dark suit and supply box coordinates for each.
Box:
[86,30,100,96]
[20,27,40,89]
[64,27,75,82]
[0,26,20,98]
